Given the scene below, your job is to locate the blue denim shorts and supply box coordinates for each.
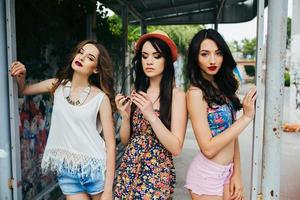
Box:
[57,168,105,195]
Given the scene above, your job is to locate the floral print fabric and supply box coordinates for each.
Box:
[115,108,175,200]
[207,103,236,137]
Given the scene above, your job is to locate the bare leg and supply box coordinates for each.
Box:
[189,189,222,200]
[91,193,102,200]
[66,193,90,200]
[223,184,230,200]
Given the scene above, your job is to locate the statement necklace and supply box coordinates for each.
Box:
[63,81,91,106]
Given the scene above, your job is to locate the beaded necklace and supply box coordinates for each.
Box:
[63,81,91,106]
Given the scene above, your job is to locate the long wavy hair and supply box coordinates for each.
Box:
[132,38,175,129]
[51,40,116,111]
[187,29,242,111]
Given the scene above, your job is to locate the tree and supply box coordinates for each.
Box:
[97,15,205,90]
[228,40,241,53]
[241,37,256,59]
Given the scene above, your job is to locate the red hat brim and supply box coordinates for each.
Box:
[135,33,178,62]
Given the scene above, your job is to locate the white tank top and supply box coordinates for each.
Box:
[41,85,106,179]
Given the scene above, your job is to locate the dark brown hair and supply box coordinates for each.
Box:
[132,38,175,130]
[187,29,242,111]
[51,40,116,111]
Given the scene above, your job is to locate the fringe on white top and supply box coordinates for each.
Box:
[41,85,107,180]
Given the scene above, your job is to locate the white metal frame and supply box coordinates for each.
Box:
[251,0,265,199]
[6,0,22,199]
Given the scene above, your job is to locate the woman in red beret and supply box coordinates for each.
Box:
[114,30,187,199]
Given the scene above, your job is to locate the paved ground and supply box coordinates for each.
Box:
[173,84,300,200]
[173,121,198,200]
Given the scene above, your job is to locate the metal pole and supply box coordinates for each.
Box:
[262,0,287,199]
[6,0,22,198]
[122,4,130,95]
[214,22,218,31]
[250,0,265,199]
[215,0,225,32]
[290,0,300,122]
[0,0,13,199]
[141,20,147,35]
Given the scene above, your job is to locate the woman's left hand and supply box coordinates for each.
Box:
[230,173,244,200]
[100,191,113,200]
[131,91,157,122]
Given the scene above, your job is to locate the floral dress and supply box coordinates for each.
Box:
[115,108,176,200]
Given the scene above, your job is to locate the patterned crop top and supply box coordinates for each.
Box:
[207,103,236,137]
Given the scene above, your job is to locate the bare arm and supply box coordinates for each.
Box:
[99,95,116,197]
[10,61,56,95]
[230,139,244,200]
[132,88,187,156]
[187,87,256,159]
[119,117,131,145]
[115,94,131,145]
[233,139,241,176]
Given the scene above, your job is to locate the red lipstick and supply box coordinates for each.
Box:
[208,66,217,71]
[75,61,82,67]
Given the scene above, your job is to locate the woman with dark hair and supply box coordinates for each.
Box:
[114,30,187,199]
[184,29,256,200]
[10,40,116,199]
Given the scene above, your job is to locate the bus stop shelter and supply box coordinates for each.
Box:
[0,0,289,199]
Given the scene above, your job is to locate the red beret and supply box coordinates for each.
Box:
[135,30,178,62]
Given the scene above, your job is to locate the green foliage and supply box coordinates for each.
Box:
[96,8,120,49]
[228,38,256,60]
[241,38,256,59]
[285,70,290,87]
[103,15,204,54]
[95,13,123,86]
[228,40,241,53]
[229,17,291,59]
[97,15,204,89]
[244,65,255,77]
[107,15,123,39]
[98,14,143,46]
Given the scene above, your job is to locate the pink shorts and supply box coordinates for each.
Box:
[185,151,233,196]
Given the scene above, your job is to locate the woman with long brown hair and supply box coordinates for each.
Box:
[185,29,256,200]
[10,40,115,200]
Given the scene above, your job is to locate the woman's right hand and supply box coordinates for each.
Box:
[242,86,257,119]
[115,94,131,120]
[10,61,26,78]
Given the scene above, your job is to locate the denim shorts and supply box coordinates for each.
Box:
[57,167,105,195]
